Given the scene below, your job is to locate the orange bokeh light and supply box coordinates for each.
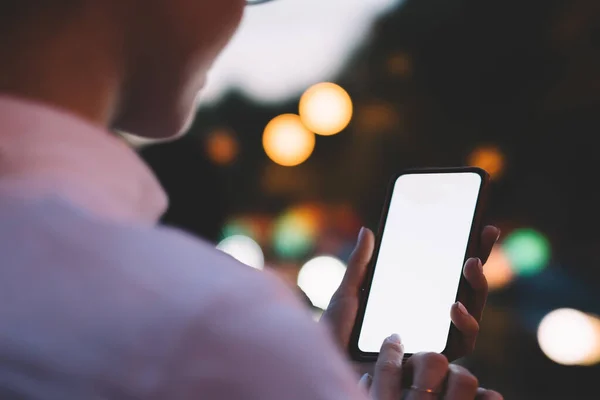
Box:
[263,114,316,167]
[299,82,353,136]
[206,129,239,165]
[387,52,413,78]
[484,245,515,291]
[468,146,505,179]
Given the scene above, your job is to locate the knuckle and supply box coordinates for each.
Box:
[375,359,402,374]
[460,321,480,337]
[450,365,479,392]
[458,374,479,391]
[418,352,449,371]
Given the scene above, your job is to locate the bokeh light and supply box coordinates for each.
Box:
[467,146,505,179]
[484,245,515,291]
[216,235,265,270]
[220,219,255,241]
[263,114,316,167]
[273,205,322,260]
[537,309,600,366]
[329,204,363,237]
[386,52,413,78]
[299,82,353,136]
[355,101,400,134]
[502,229,551,276]
[297,256,346,309]
[205,128,239,165]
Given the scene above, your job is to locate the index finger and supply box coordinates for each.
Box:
[463,257,488,322]
[371,334,404,400]
[479,226,500,264]
[463,226,500,320]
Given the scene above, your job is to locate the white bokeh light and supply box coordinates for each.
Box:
[217,235,265,270]
[198,0,404,105]
[297,256,346,310]
[537,308,600,366]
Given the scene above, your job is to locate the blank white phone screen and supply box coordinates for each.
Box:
[358,172,482,354]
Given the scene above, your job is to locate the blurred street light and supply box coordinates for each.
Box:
[468,146,505,179]
[502,229,551,276]
[273,205,321,260]
[297,255,346,309]
[263,114,316,167]
[217,235,265,270]
[299,82,353,136]
[484,245,515,291]
[206,128,239,165]
[538,308,600,366]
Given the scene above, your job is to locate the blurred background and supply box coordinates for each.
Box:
[127,0,600,398]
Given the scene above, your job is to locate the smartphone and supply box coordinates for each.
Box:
[349,167,490,361]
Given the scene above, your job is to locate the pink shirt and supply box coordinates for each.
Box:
[0,96,367,399]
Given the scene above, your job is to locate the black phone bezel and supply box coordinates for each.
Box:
[348,166,491,362]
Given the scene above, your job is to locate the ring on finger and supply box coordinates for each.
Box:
[410,385,441,395]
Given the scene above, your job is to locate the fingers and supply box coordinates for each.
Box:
[445,364,479,399]
[479,226,500,265]
[405,352,449,400]
[371,334,404,400]
[462,257,488,322]
[455,256,488,357]
[477,388,504,400]
[450,301,480,352]
[337,227,375,296]
[461,225,499,323]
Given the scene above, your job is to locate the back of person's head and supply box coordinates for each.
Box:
[0,0,245,139]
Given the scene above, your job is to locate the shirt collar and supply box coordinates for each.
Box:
[0,95,168,224]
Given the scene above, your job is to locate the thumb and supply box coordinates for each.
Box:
[338,227,375,296]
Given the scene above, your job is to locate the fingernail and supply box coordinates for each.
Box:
[464,257,482,272]
[388,334,404,353]
[457,301,469,316]
[358,373,372,390]
[388,333,401,343]
[467,257,482,272]
[386,334,405,353]
[357,227,366,244]
[496,230,502,242]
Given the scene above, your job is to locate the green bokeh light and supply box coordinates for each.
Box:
[221,221,254,240]
[273,215,315,260]
[502,229,551,276]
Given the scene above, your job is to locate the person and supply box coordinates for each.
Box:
[0,0,502,399]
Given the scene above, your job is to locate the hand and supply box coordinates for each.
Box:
[359,334,503,399]
[321,225,500,361]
